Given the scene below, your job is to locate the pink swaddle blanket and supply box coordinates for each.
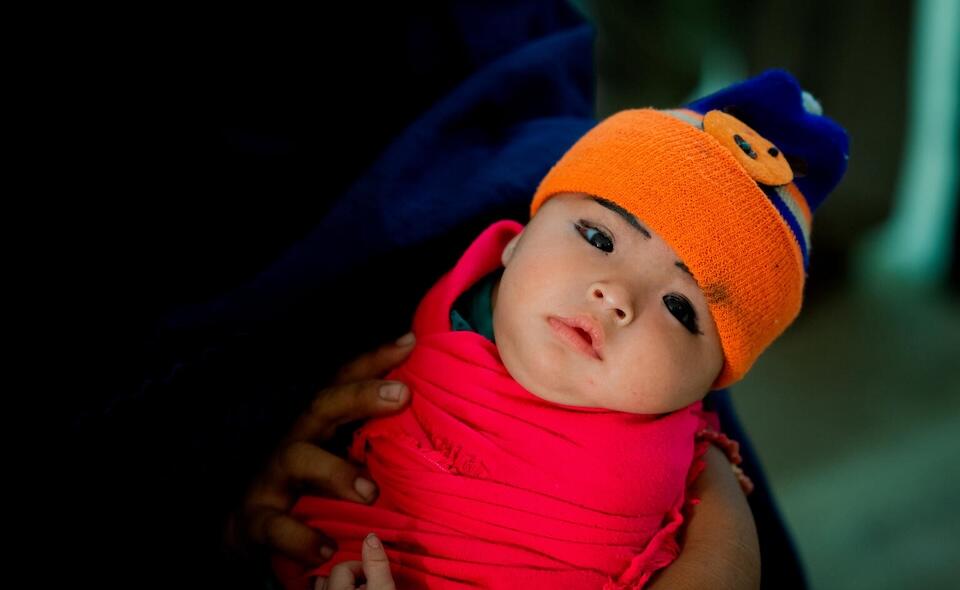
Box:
[272,220,719,589]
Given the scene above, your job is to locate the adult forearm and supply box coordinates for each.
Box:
[646,445,761,590]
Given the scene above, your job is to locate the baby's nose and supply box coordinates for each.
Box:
[588,281,633,323]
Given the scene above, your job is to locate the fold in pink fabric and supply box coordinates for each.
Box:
[272,220,720,589]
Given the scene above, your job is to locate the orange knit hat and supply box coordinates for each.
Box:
[530,70,849,390]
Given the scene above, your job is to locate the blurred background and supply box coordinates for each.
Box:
[53,1,957,588]
[568,0,960,588]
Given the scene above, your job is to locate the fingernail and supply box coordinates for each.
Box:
[379,382,406,402]
[395,331,416,346]
[365,533,381,549]
[354,476,377,501]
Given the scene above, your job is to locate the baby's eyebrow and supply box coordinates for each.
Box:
[589,196,651,239]
[589,196,698,284]
[675,261,695,280]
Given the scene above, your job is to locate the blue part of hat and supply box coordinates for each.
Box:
[761,184,810,270]
[685,69,850,215]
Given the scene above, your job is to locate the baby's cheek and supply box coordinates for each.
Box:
[641,352,692,412]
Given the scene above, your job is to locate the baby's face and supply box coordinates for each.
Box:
[492,192,724,414]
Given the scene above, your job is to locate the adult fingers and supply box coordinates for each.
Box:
[361,533,396,589]
[312,534,394,590]
[228,446,373,565]
[321,560,363,590]
[331,332,416,386]
[286,332,416,443]
[276,441,378,504]
[248,505,338,566]
[286,378,411,443]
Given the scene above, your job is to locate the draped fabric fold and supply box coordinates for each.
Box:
[272,220,719,589]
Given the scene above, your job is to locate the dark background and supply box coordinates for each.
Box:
[56,7,488,418]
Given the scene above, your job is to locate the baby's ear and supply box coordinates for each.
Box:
[501,232,522,267]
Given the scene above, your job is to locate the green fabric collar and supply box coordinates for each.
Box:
[449,266,503,343]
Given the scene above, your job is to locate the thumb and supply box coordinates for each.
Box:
[332,332,416,386]
[361,533,395,589]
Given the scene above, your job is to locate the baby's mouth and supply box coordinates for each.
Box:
[548,316,604,360]
[572,327,593,345]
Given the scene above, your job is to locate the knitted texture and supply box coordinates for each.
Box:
[528,69,850,390]
[530,108,804,390]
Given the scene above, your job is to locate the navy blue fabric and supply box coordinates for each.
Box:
[67,4,806,589]
[686,68,851,214]
[156,23,597,338]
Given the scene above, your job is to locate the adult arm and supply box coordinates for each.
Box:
[646,445,761,590]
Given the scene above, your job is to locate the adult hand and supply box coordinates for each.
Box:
[314,533,396,590]
[223,332,417,566]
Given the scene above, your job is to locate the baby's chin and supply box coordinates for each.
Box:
[494,331,590,407]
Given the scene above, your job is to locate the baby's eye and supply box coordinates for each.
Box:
[664,294,702,335]
[574,221,614,253]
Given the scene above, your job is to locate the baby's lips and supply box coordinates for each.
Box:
[552,314,605,359]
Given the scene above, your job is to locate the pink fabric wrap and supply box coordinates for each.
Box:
[272,220,721,589]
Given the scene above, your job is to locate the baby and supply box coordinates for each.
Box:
[272,69,849,589]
